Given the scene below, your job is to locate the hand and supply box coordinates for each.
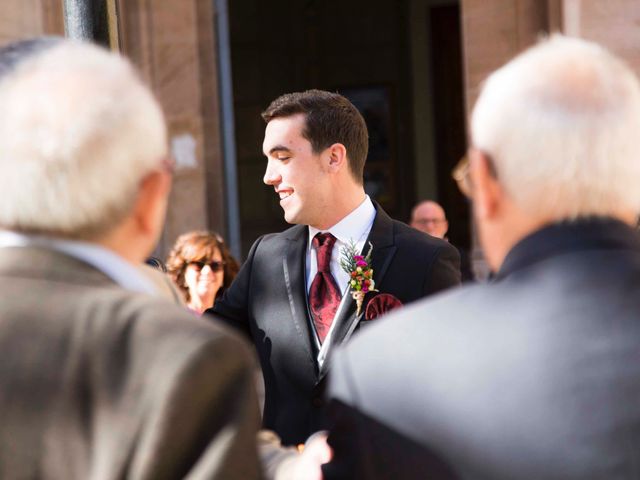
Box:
[289,432,332,480]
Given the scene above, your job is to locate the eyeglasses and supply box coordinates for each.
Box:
[452,151,499,199]
[413,218,447,225]
[187,260,226,272]
[452,155,471,198]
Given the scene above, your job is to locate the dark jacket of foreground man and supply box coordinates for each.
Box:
[324,218,640,479]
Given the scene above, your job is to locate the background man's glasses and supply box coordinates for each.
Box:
[188,260,226,272]
[452,155,471,198]
[414,218,446,225]
[452,151,499,198]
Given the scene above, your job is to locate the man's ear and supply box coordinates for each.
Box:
[325,143,348,173]
[469,149,502,220]
[133,168,172,237]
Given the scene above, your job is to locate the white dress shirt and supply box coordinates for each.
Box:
[308,196,376,361]
[306,195,376,294]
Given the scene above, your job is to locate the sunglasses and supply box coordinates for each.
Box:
[187,260,226,272]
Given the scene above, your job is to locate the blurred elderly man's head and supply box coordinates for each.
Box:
[0,38,169,262]
[466,35,640,271]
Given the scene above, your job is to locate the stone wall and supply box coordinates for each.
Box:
[0,0,64,42]
[461,0,640,129]
[118,0,227,259]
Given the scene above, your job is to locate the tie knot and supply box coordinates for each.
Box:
[313,232,336,272]
[313,232,336,249]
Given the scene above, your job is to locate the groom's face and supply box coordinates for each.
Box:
[263,113,331,227]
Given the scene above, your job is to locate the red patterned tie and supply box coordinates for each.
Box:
[309,232,342,343]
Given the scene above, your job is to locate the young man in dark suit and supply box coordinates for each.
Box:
[322,35,640,479]
[207,90,461,446]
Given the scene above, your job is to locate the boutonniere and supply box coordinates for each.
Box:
[340,240,378,316]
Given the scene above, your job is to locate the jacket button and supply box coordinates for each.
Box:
[312,397,324,408]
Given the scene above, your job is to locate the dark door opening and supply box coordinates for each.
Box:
[429,3,470,252]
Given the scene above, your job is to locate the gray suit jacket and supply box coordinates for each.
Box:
[325,218,640,479]
[0,246,262,480]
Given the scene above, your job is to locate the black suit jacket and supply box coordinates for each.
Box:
[208,205,460,445]
[324,218,640,479]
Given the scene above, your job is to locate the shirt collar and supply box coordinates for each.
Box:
[0,230,158,296]
[495,216,640,281]
[308,195,376,249]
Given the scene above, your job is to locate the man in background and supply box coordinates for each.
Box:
[0,38,260,479]
[411,199,474,281]
[410,200,449,239]
[323,35,640,478]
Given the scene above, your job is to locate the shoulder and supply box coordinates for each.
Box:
[329,283,504,440]
[138,264,184,304]
[89,291,254,367]
[372,206,455,256]
[248,225,306,254]
[334,282,493,381]
[391,218,456,253]
[327,283,497,464]
[381,217,460,276]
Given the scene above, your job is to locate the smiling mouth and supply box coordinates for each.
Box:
[278,191,293,200]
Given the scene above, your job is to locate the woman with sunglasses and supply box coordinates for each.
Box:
[166,231,239,315]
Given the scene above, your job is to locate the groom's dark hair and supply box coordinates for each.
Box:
[262,89,369,184]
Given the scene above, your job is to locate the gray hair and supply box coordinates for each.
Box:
[0,39,167,239]
[471,35,640,220]
[0,37,63,79]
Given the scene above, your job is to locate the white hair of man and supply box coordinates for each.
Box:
[471,35,640,221]
[0,39,167,239]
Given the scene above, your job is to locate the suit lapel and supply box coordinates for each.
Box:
[283,226,317,367]
[318,204,397,379]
